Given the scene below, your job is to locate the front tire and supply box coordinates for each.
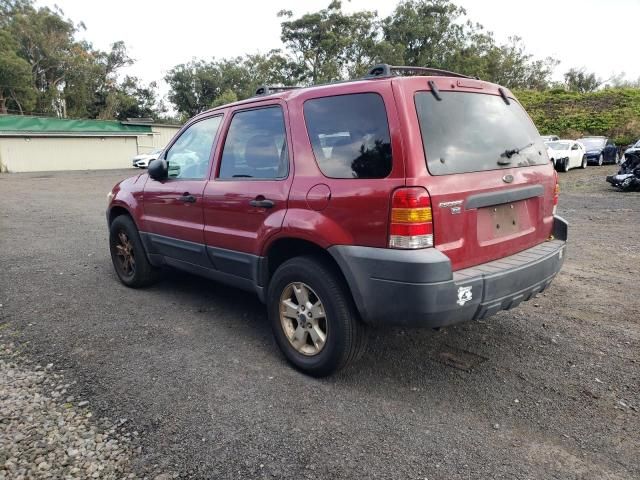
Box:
[563,158,570,172]
[109,215,160,288]
[581,155,587,169]
[267,256,368,377]
[598,154,604,166]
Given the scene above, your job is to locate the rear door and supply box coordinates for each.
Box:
[395,77,556,271]
[202,103,293,278]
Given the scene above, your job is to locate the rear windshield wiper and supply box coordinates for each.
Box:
[498,142,534,165]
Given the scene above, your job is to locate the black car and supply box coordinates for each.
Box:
[578,136,618,165]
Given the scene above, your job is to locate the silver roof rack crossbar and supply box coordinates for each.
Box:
[254,85,301,96]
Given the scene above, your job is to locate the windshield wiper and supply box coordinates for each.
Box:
[498,142,534,165]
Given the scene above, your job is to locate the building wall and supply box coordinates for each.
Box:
[0,136,139,172]
[136,125,181,154]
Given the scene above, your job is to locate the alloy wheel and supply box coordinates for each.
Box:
[115,231,136,276]
[279,282,328,356]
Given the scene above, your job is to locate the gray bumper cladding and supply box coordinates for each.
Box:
[329,216,568,328]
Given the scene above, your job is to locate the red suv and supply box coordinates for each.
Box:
[107,65,567,376]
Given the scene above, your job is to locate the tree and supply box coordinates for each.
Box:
[278,1,381,83]
[382,0,468,70]
[0,29,35,114]
[564,68,600,93]
[1,0,150,119]
[165,52,301,118]
[382,1,556,89]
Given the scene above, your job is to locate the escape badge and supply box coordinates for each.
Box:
[456,286,473,306]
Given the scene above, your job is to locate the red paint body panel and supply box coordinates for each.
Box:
[109,75,557,273]
[142,178,208,245]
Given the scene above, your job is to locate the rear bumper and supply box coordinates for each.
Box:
[329,216,568,328]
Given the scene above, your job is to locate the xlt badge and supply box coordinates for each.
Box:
[439,200,463,214]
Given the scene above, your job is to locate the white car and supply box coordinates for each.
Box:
[545,140,587,172]
[132,149,162,168]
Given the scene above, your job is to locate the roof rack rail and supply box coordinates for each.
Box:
[364,64,473,80]
[254,85,301,97]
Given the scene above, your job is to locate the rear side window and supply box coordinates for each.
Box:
[415,92,548,175]
[304,93,392,179]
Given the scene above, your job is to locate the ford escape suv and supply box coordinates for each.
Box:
[107,64,567,376]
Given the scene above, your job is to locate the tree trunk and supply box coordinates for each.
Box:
[9,90,24,114]
[0,95,7,114]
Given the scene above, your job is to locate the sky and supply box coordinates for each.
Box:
[39,0,640,100]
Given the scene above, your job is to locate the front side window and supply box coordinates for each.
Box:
[218,106,288,180]
[415,91,548,175]
[304,93,393,179]
[166,116,222,179]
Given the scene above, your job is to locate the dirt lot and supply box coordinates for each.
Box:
[1,166,639,479]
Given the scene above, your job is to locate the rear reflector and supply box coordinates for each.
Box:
[553,172,559,214]
[389,187,433,249]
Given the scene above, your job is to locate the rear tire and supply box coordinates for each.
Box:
[267,256,368,377]
[109,215,160,288]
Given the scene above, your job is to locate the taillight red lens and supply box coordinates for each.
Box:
[389,187,434,249]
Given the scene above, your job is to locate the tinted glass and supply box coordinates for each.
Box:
[218,107,288,179]
[166,116,222,179]
[415,92,548,175]
[304,93,392,179]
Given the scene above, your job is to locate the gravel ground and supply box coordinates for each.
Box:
[0,342,139,479]
[0,166,639,479]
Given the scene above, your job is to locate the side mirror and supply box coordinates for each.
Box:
[148,158,168,181]
[571,144,579,150]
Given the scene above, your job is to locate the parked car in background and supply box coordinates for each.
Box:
[132,149,162,168]
[545,140,587,171]
[107,64,567,376]
[578,136,618,165]
[541,135,560,142]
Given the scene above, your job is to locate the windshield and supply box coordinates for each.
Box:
[580,138,606,150]
[415,91,548,175]
[634,140,640,148]
[547,141,570,150]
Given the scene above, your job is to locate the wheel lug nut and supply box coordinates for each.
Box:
[307,312,312,317]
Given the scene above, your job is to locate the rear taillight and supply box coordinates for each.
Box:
[389,187,433,249]
[552,172,559,214]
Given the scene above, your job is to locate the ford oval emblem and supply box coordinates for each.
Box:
[502,174,514,183]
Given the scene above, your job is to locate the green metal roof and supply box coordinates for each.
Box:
[0,115,152,136]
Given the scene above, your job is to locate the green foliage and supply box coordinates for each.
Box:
[0,0,160,119]
[516,88,640,145]
[563,68,600,93]
[165,52,300,118]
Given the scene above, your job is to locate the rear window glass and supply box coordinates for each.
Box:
[304,93,392,179]
[415,92,548,175]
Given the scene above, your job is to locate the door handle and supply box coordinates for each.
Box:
[180,193,196,203]
[249,197,275,208]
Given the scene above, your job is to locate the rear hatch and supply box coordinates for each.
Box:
[395,77,556,271]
